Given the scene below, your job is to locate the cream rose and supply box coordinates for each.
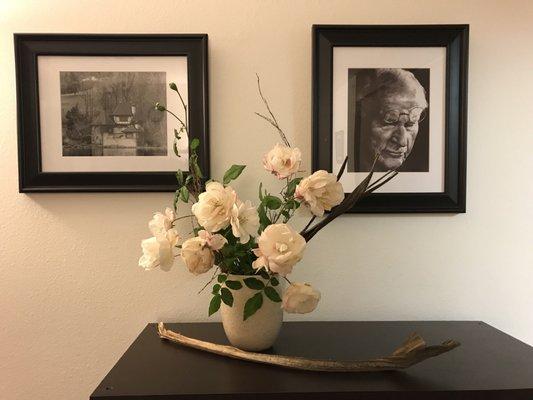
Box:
[263,143,302,179]
[198,230,227,251]
[295,170,344,217]
[180,236,215,275]
[231,200,260,244]
[191,181,236,232]
[282,283,321,314]
[139,229,180,271]
[148,207,176,236]
[252,223,305,276]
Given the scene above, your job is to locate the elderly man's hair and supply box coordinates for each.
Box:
[356,68,428,109]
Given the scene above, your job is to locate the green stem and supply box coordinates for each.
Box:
[272,201,291,224]
[164,109,188,134]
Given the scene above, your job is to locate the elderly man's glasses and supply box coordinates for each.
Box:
[381,107,427,125]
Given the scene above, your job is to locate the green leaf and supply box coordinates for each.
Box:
[258,204,271,230]
[174,127,184,140]
[263,195,282,210]
[176,170,184,185]
[223,165,246,185]
[217,274,227,283]
[180,186,189,202]
[270,277,279,286]
[243,292,263,321]
[221,244,235,258]
[220,288,234,307]
[173,141,181,157]
[285,199,300,210]
[258,182,264,201]
[286,177,303,197]
[264,286,282,303]
[208,295,221,316]
[243,277,265,290]
[212,284,221,294]
[190,138,200,150]
[221,257,237,269]
[225,280,242,290]
[259,270,270,280]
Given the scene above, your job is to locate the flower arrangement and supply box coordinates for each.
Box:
[139,77,397,321]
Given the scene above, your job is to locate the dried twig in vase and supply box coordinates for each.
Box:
[157,322,460,372]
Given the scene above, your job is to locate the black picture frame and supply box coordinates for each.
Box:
[15,33,209,192]
[312,25,468,213]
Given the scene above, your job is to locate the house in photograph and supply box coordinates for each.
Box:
[90,102,145,149]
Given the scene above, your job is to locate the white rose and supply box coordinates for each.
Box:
[295,170,344,217]
[231,200,260,244]
[139,229,180,271]
[282,283,321,314]
[191,182,236,232]
[198,230,227,251]
[180,236,215,275]
[252,223,305,276]
[263,143,302,179]
[148,207,176,236]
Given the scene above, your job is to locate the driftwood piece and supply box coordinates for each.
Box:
[157,322,460,372]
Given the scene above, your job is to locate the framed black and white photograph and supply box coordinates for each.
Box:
[15,34,209,192]
[312,25,468,212]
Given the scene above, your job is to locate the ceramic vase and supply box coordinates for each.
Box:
[220,274,284,351]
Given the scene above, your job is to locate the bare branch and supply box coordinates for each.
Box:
[301,155,380,241]
[158,323,460,372]
[366,170,395,192]
[365,171,399,194]
[255,74,291,147]
[301,215,316,233]
[300,156,349,238]
[336,156,349,181]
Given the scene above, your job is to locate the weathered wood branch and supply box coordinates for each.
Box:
[157,322,460,372]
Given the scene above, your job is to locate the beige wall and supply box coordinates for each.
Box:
[1,0,532,398]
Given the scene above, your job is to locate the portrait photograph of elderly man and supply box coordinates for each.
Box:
[347,68,430,173]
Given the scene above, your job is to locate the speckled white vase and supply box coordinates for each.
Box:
[221,274,284,351]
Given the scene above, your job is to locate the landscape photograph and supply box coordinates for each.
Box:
[60,71,167,157]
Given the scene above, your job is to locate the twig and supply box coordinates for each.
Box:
[197,267,220,294]
[172,214,195,223]
[157,323,460,372]
[255,112,291,146]
[255,74,291,147]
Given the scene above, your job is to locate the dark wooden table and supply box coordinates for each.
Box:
[90,321,533,399]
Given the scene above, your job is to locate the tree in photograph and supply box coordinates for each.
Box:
[64,105,91,141]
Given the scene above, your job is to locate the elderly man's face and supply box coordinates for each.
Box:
[365,92,426,170]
